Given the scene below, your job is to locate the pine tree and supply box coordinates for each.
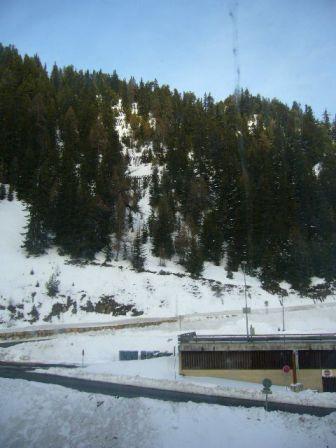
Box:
[331,115,336,143]
[54,106,81,255]
[113,196,126,260]
[7,185,14,201]
[174,224,190,265]
[23,204,50,255]
[132,230,145,272]
[151,196,175,260]
[103,242,113,263]
[0,184,6,200]
[184,237,204,277]
[201,212,223,265]
[149,165,160,206]
[45,271,60,297]
[141,224,149,244]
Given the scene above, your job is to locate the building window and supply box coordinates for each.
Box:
[181,350,293,370]
[298,350,336,368]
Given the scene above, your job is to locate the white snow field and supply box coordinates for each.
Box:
[1,324,336,408]
[0,378,335,448]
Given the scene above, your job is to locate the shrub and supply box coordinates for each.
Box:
[45,272,60,297]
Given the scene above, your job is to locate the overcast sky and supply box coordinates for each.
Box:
[0,0,335,118]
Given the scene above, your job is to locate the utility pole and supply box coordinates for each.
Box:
[280,298,285,332]
[176,298,181,331]
[242,261,249,340]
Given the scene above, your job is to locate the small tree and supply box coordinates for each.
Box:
[141,224,149,244]
[45,272,60,297]
[28,305,40,323]
[7,185,14,201]
[103,242,113,263]
[132,230,145,272]
[0,184,6,200]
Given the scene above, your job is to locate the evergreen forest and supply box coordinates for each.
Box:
[1,44,336,292]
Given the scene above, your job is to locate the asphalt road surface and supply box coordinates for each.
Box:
[0,362,335,417]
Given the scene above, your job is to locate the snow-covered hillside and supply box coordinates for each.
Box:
[1,194,336,330]
[0,101,335,330]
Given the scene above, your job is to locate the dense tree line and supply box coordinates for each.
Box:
[1,44,336,291]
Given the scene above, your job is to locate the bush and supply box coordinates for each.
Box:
[28,305,39,323]
[45,272,60,297]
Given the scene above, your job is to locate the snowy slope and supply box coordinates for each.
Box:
[0,196,336,330]
[0,101,335,329]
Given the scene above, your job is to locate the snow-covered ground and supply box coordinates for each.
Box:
[0,378,335,448]
[1,197,335,330]
[1,320,336,407]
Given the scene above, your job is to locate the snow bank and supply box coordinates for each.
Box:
[1,378,335,448]
[38,364,336,409]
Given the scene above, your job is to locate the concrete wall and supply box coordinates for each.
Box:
[0,318,177,341]
[297,369,323,391]
[180,368,323,391]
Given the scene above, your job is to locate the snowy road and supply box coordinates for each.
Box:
[0,361,335,417]
[1,301,335,341]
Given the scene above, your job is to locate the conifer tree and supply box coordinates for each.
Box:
[23,204,50,255]
[103,242,113,263]
[151,196,175,260]
[54,106,81,255]
[174,224,190,266]
[0,184,6,200]
[45,271,60,297]
[184,237,204,278]
[201,212,223,265]
[149,165,160,206]
[132,230,145,272]
[7,185,14,201]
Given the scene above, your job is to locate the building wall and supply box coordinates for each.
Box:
[179,368,323,391]
[297,369,323,391]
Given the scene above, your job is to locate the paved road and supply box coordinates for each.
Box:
[0,338,53,348]
[0,362,335,417]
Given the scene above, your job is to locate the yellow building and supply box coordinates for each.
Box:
[178,333,336,392]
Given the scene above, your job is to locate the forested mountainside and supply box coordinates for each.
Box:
[1,44,336,292]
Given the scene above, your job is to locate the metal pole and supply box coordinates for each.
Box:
[282,299,285,332]
[243,261,249,339]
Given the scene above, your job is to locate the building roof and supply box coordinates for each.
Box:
[178,333,336,352]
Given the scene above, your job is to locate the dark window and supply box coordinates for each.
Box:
[322,377,336,392]
[181,350,292,370]
[298,350,336,368]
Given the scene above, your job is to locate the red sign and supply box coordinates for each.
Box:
[282,365,291,373]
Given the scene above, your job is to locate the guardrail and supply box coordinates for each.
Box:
[178,332,336,343]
